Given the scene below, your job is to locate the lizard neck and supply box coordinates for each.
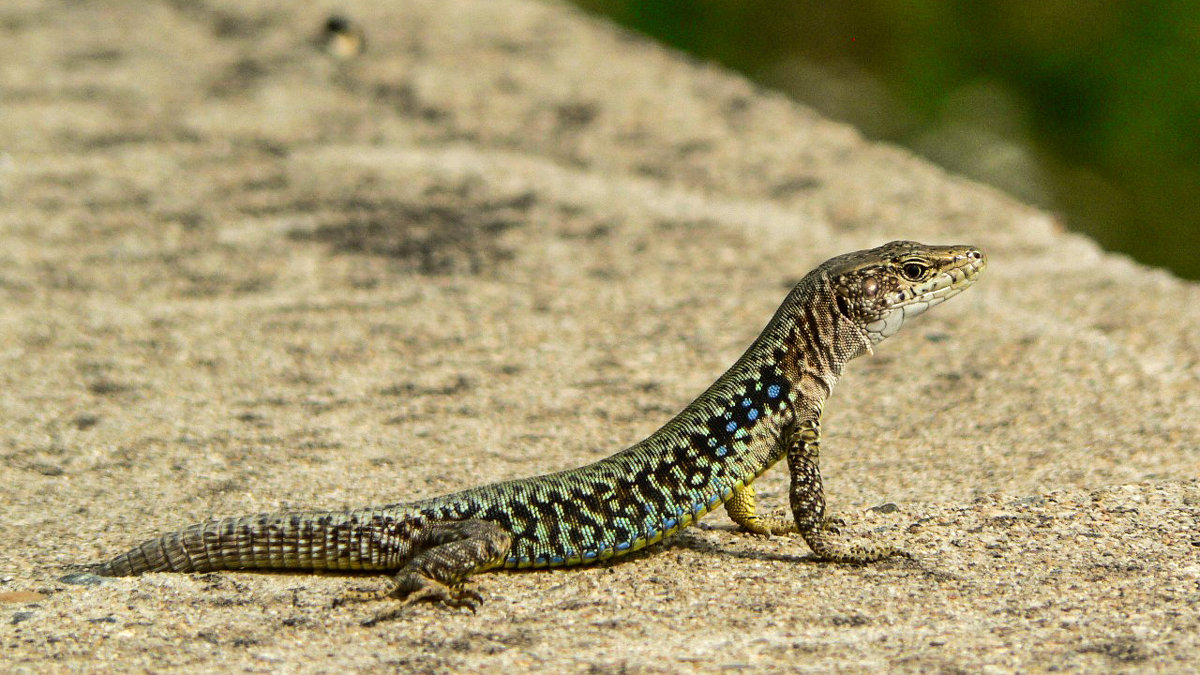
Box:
[630,267,867,478]
[767,269,872,423]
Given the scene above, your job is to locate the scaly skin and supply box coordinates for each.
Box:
[91,241,986,613]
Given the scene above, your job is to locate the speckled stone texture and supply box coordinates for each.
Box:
[1,0,1197,672]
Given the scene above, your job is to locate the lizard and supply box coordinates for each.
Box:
[88,240,985,616]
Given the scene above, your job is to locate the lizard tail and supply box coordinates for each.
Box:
[92,510,408,576]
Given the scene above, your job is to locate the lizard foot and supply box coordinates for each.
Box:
[733,509,799,538]
[394,580,483,611]
[351,575,484,625]
[820,515,846,534]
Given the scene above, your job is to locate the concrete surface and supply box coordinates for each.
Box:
[1,0,1197,672]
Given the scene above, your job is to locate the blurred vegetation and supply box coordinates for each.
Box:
[572,0,1200,279]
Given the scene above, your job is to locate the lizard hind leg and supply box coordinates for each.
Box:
[724,484,798,536]
[338,518,512,621]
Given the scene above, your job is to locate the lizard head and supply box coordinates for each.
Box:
[824,240,986,346]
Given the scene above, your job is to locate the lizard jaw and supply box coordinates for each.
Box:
[864,246,986,344]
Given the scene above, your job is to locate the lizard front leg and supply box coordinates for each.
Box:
[725,484,798,536]
[339,518,511,622]
[787,418,908,563]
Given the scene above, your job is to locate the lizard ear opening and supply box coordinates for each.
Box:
[835,294,853,319]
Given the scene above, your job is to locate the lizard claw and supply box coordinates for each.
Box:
[358,581,483,625]
[820,515,846,534]
[401,582,483,611]
[442,585,483,612]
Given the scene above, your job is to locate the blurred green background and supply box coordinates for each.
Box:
[572,0,1200,280]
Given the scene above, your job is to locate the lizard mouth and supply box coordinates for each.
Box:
[865,247,985,342]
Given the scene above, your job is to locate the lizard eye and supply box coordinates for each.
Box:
[900,261,928,281]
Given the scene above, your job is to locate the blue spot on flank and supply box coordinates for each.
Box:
[716,445,728,457]
[664,518,677,529]
[616,541,630,551]
[767,384,781,399]
[644,503,654,514]
[693,501,705,512]
[507,556,519,565]
[535,555,547,564]
[741,398,752,407]
[551,556,564,564]
[583,550,598,560]
[747,408,759,421]
[725,420,738,433]
[708,494,720,506]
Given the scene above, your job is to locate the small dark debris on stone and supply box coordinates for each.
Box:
[58,572,104,586]
[869,502,900,514]
[318,15,366,60]
[381,375,472,397]
[31,462,65,476]
[556,102,599,129]
[88,378,133,395]
[770,175,821,197]
[830,613,870,627]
